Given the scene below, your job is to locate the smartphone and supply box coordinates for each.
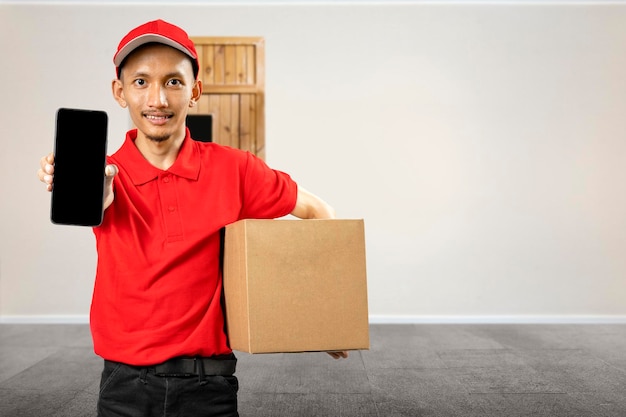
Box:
[51,108,108,226]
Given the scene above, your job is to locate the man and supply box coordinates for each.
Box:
[38,19,347,417]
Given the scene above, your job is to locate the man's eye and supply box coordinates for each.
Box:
[168,79,181,86]
[133,79,146,86]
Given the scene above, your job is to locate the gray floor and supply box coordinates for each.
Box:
[1,324,625,416]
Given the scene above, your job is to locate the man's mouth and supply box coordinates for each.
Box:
[143,113,173,125]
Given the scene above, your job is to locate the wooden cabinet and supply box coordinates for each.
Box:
[189,37,266,160]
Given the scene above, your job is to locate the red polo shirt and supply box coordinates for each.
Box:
[90,129,297,365]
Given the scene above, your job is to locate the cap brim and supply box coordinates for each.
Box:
[113,33,195,66]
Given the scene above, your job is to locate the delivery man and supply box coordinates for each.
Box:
[38,19,347,417]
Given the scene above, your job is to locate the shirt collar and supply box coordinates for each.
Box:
[117,128,201,186]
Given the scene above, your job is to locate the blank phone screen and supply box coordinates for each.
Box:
[51,108,108,226]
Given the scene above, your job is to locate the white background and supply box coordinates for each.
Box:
[1,1,626,323]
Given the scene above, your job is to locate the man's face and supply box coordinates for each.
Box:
[113,43,200,144]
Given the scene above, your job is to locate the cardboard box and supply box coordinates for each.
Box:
[223,219,369,354]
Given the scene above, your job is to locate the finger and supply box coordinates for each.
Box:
[39,155,54,178]
[39,171,53,191]
[105,164,118,178]
[40,153,54,171]
[103,164,118,209]
[37,170,53,191]
[327,351,349,360]
[40,154,49,169]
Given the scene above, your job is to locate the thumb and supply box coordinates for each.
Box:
[103,164,118,209]
[105,164,118,178]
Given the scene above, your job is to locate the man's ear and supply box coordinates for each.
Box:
[189,79,203,107]
[112,79,127,108]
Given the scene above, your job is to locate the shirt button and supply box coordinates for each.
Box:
[163,176,170,183]
[168,206,176,212]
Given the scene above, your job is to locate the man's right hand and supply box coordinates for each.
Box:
[37,153,119,209]
[38,153,55,192]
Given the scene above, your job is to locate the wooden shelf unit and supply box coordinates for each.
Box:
[189,37,266,160]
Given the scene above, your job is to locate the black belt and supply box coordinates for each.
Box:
[150,355,237,377]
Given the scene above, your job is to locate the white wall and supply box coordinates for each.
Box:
[2,2,626,323]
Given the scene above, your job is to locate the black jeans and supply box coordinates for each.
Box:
[97,359,239,417]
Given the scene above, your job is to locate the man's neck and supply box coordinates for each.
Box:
[134,130,185,171]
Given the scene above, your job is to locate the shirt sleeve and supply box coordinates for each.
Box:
[239,152,298,219]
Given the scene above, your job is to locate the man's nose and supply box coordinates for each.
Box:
[147,85,167,107]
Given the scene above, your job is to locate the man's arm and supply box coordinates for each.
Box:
[290,186,336,220]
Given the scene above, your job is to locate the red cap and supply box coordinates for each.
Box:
[113,19,199,78]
